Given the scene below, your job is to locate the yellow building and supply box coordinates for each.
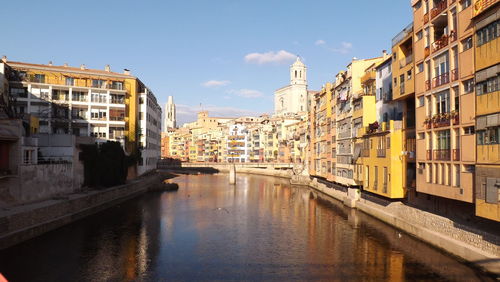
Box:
[473,0,500,222]
[360,121,405,198]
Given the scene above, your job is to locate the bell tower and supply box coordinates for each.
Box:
[290,56,307,85]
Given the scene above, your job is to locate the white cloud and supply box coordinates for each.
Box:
[202,80,231,87]
[227,88,264,98]
[315,39,326,46]
[329,41,353,54]
[244,50,296,65]
[176,104,262,126]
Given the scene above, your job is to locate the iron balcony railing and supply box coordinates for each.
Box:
[434,149,451,161]
[432,72,449,88]
[431,0,447,20]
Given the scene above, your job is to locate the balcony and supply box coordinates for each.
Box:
[423,13,429,24]
[361,70,376,83]
[452,149,460,161]
[406,138,416,159]
[434,149,451,161]
[432,113,451,128]
[427,149,433,160]
[432,72,449,88]
[432,35,449,52]
[451,69,458,81]
[431,1,447,20]
[424,46,430,58]
[399,54,414,68]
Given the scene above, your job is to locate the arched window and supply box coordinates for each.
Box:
[300,70,302,78]
[295,70,297,78]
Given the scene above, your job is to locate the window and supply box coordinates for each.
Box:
[436,90,450,114]
[65,77,74,86]
[416,30,423,41]
[374,166,378,190]
[437,130,451,150]
[383,167,388,193]
[418,96,425,107]
[461,37,473,51]
[476,75,499,96]
[407,70,412,80]
[34,74,45,83]
[92,79,106,88]
[477,20,499,46]
[477,127,500,145]
[461,0,471,10]
[23,150,33,164]
[464,126,475,135]
[463,79,474,93]
[417,63,424,73]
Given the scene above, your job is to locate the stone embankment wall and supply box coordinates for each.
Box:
[0,173,161,250]
[177,164,500,275]
[0,162,85,208]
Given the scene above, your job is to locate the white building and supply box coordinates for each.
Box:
[375,56,402,122]
[138,88,162,175]
[274,57,309,116]
[164,95,176,130]
[227,123,248,163]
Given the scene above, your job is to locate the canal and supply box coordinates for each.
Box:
[0,174,493,281]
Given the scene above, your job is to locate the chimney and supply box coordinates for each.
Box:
[80,64,86,70]
[382,50,387,57]
[1,56,6,63]
[63,63,68,67]
[105,64,111,72]
[48,61,53,66]
[123,68,130,75]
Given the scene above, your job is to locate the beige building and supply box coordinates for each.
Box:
[413,0,476,205]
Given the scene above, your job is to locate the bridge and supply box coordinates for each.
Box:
[157,161,298,170]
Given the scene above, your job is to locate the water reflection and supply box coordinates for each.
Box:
[0,174,493,281]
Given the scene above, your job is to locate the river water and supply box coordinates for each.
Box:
[0,174,494,281]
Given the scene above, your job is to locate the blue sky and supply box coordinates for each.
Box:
[2,0,412,125]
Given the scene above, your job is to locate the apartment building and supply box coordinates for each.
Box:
[392,23,418,196]
[413,0,476,205]
[138,87,162,175]
[333,57,382,187]
[473,0,500,222]
[1,58,161,169]
[227,123,248,163]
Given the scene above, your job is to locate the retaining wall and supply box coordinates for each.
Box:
[0,173,161,250]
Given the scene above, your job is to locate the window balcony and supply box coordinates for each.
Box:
[431,1,447,20]
[434,149,451,161]
[432,72,449,88]
[432,35,449,52]
[452,149,460,161]
[451,68,459,81]
[432,113,451,128]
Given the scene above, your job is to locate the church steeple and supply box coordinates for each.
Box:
[290,56,307,85]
